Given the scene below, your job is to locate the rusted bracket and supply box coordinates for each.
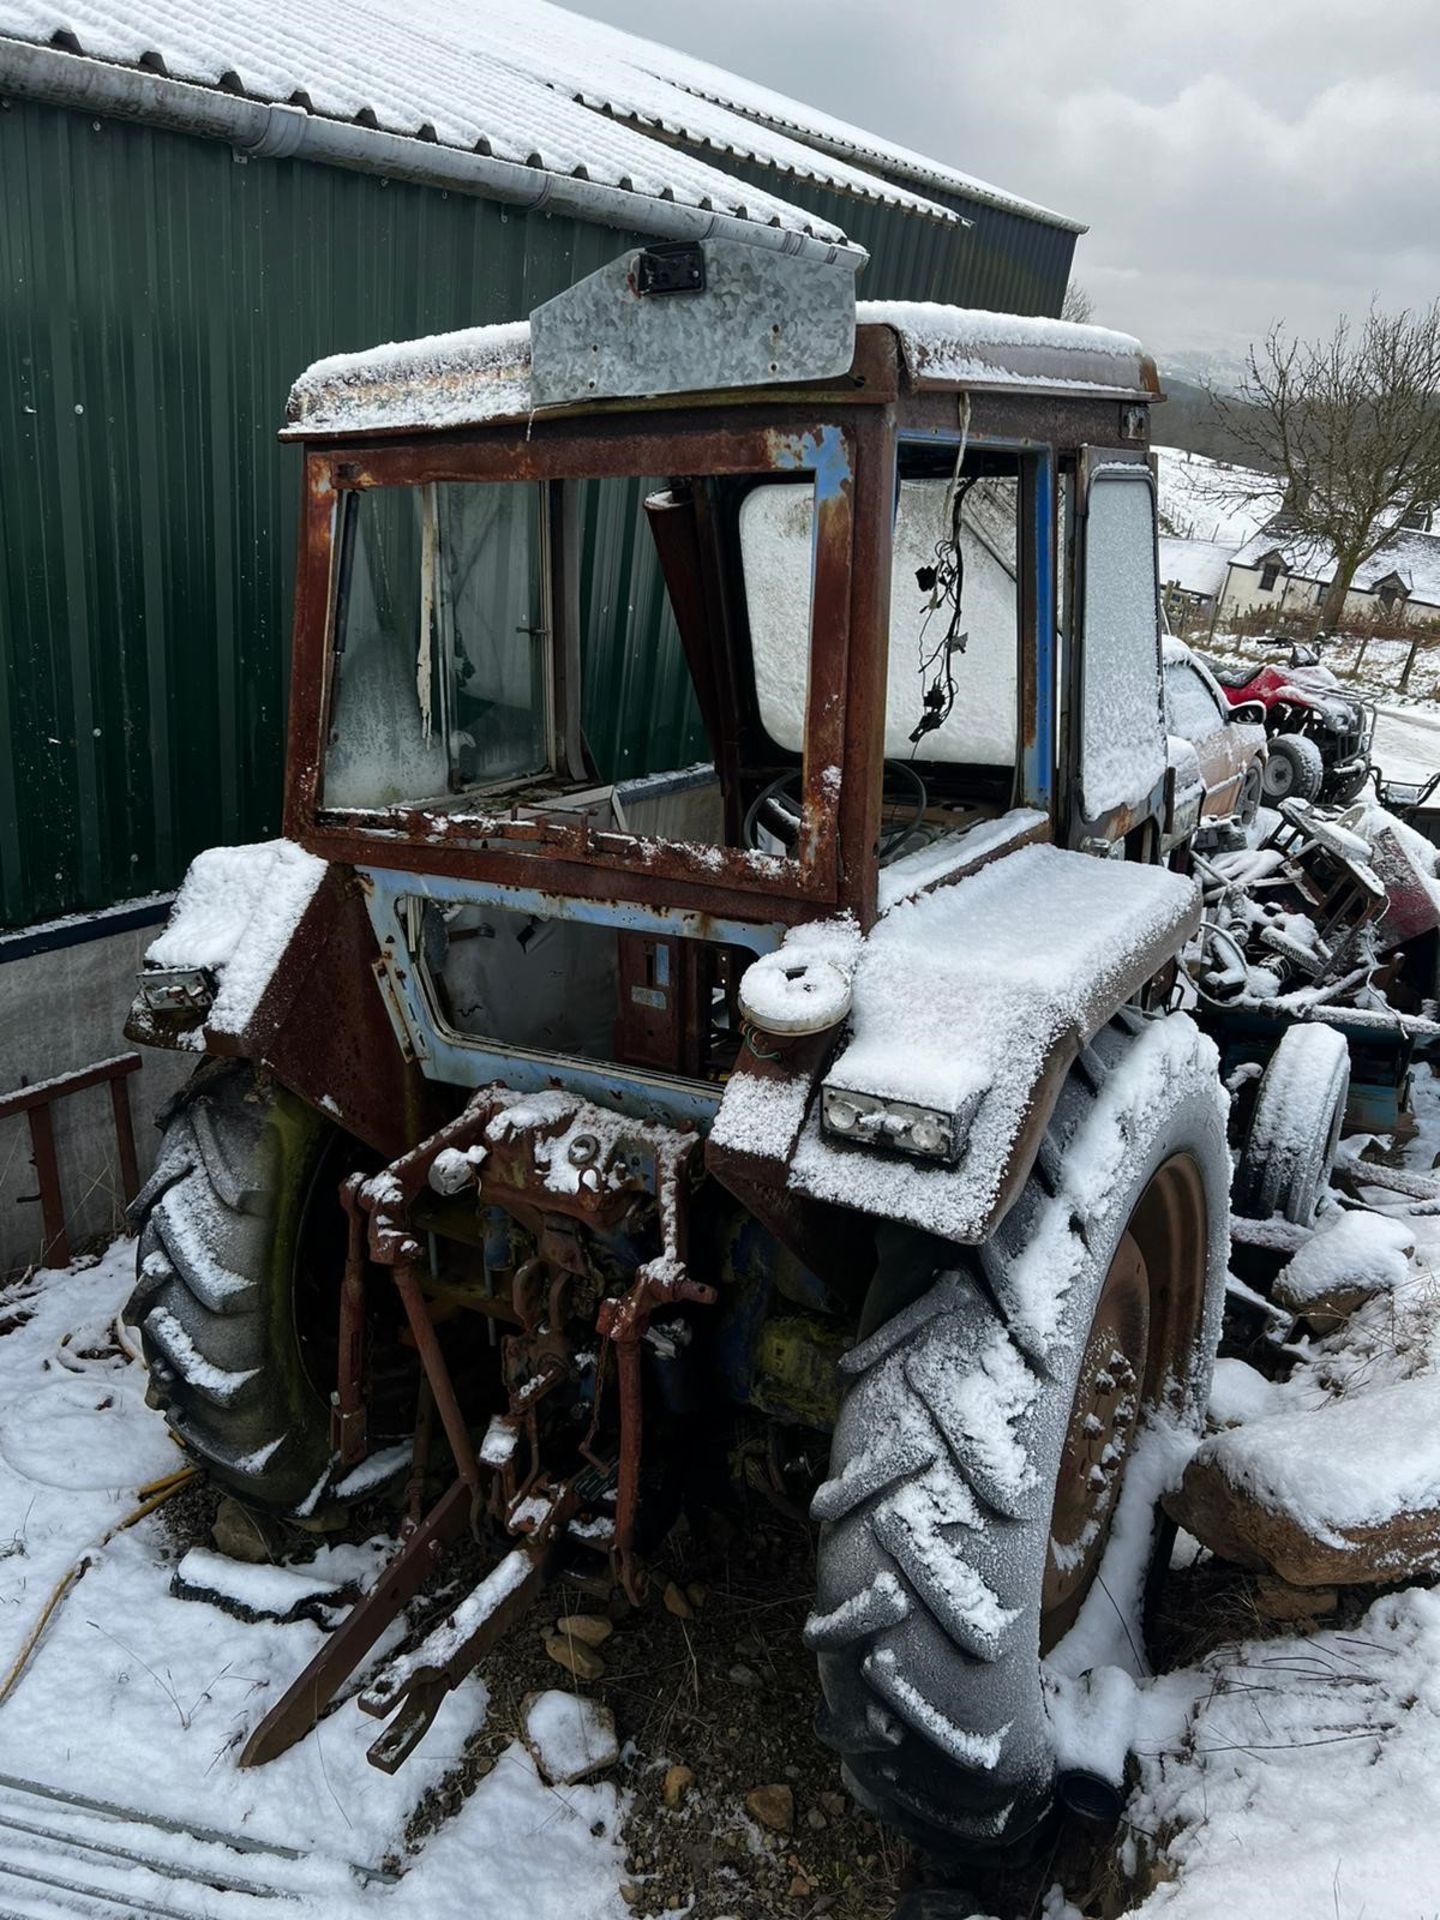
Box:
[330,1174,370,1467]
[359,1544,547,1772]
[0,1052,141,1268]
[596,1253,715,1601]
[245,1085,713,1768]
[238,1475,474,1768]
[358,1483,574,1773]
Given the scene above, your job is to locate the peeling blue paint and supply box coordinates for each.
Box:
[356,866,783,1127]
[770,425,852,503]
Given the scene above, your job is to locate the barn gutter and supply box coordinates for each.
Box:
[0,40,869,273]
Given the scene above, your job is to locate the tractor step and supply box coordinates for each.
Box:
[0,1772,395,1918]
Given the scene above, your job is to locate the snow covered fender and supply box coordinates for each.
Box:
[131,840,330,1053]
[786,844,1202,1244]
[128,842,438,1159]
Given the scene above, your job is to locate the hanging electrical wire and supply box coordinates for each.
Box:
[909,396,973,748]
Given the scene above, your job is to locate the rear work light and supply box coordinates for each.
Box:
[136,966,215,1015]
[820,1085,967,1164]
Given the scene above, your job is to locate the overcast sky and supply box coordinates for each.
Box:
[576,0,1440,365]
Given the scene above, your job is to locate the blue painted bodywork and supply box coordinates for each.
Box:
[357,865,786,1128]
[770,424,852,501]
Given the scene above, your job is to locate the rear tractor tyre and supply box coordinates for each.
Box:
[1232,1023,1349,1227]
[124,1062,363,1518]
[807,1013,1229,1861]
[1261,733,1324,804]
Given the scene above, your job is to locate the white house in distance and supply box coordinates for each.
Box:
[1158,535,1235,626]
[1154,446,1440,633]
[1223,514,1440,628]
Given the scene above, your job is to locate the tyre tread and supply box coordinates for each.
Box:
[810,1011,1230,1857]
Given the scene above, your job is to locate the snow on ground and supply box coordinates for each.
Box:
[1373,701,1440,787]
[1153,446,1280,549]
[13,791,1440,1915]
[1117,1056,1440,1918]
[1126,1586,1440,1919]
[0,1241,627,1917]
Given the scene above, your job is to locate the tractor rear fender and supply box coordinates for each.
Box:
[127,842,441,1160]
[717,843,1201,1248]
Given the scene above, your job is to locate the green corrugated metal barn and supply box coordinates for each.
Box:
[0,2,1082,935]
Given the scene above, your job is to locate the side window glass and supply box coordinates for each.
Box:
[1165,662,1224,739]
[1080,471,1165,821]
[324,481,548,809]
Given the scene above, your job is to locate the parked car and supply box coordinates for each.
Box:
[1163,638,1268,845]
[1212,643,1374,804]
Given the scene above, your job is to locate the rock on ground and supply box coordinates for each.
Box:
[521,1690,619,1785]
[1271,1209,1414,1330]
[1169,1374,1440,1585]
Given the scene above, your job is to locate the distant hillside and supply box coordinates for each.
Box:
[1153,375,1277,470]
[1153,445,1280,547]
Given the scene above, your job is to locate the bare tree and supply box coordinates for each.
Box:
[1061,281,1095,325]
[1214,301,1440,627]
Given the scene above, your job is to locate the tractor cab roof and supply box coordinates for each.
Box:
[283,244,1159,444]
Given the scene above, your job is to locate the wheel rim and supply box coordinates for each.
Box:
[1043,1231,1149,1646]
[1265,753,1293,798]
[1041,1154,1210,1654]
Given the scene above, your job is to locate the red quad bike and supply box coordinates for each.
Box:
[1213,643,1375,807]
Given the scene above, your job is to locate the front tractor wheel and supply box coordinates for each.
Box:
[807,1013,1229,1861]
[125,1063,378,1517]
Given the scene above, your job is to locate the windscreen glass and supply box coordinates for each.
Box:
[742,471,1018,767]
[325,481,548,809]
[322,471,817,863]
[1164,660,1225,741]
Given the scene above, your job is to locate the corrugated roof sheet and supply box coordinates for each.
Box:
[571,22,1086,233]
[466,1,966,225]
[0,0,983,236]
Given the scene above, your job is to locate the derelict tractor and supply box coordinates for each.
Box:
[126,240,1232,1862]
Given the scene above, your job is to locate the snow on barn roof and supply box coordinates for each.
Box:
[1159,535,1234,600]
[500,5,1085,234]
[1230,521,1440,609]
[0,0,1035,241]
[283,305,1156,438]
